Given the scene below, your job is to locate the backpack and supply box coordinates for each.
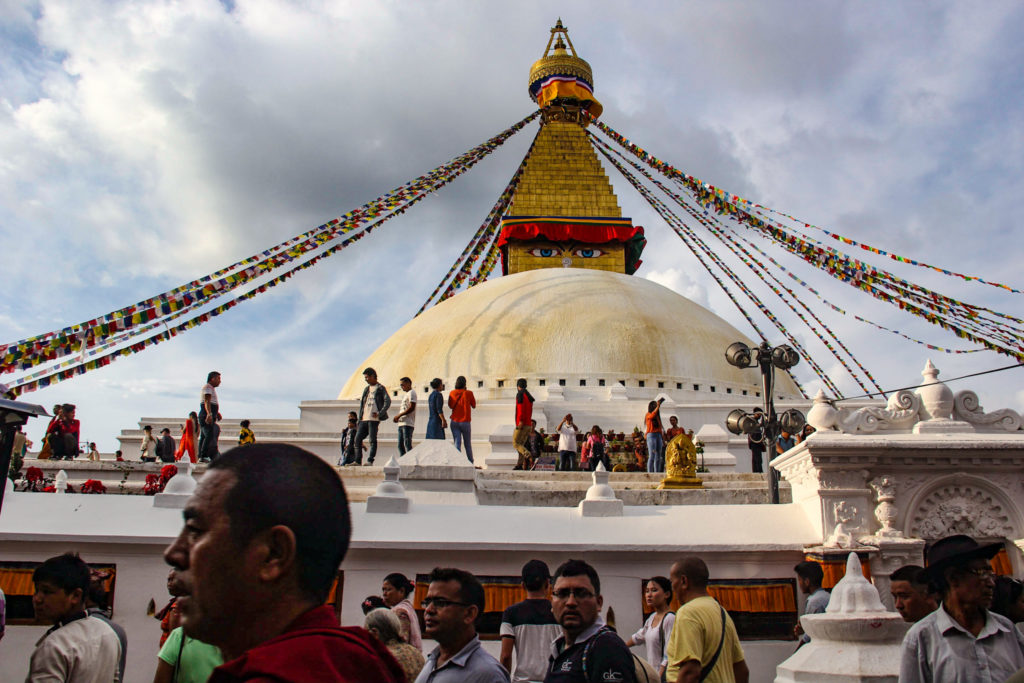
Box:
[582,627,661,683]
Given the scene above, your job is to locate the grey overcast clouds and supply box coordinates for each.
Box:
[2,0,1023,451]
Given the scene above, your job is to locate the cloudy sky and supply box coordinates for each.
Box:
[2,0,1023,451]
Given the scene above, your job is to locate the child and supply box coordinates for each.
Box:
[587,426,609,471]
[238,420,255,446]
[87,442,100,462]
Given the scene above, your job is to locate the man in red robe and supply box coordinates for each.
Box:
[164,444,405,683]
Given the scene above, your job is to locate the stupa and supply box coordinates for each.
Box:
[103,22,806,469]
[334,21,801,466]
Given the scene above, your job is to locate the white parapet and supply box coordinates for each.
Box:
[694,423,736,470]
[486,423,519,470]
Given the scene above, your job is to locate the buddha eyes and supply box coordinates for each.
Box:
[527,247,605,258]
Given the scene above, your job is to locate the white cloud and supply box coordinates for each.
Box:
[3,0,1024,451]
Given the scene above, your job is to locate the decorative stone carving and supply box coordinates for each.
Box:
[781,456,816,488]
[915,359,953,421]
[818,469,869,491]
[842,389,920,433]
[826,501,862,548]
[953,390,1022,432]
[869,476,902,538]
[806,389,839,431]
[909,482,1014,540]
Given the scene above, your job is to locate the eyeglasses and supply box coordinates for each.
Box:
[552,588,596,600]
[422,597,470,609]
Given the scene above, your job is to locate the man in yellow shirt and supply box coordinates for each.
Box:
[665,556,748,683]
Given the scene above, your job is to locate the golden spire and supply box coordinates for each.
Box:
[528,20,602,122]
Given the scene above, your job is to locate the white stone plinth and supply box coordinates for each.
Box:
[579,462,623,517]
[366,456,410,514]
[486,424,519,470]
[694,424,736,470]
[776,553,908,682]
[398,439,477,504]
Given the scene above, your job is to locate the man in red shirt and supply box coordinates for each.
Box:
[164,444,404,683]
[50,403,81,460]
[513,379,534,467]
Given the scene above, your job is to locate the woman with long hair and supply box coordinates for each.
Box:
[625,576,676,680]
[381,572,422,650]
[175,412,199,463]
[645,398,666,473]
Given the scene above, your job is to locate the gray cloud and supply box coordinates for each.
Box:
[3,0,1023,449]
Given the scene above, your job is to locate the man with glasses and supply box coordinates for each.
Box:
[416,567,509,682]
[900,534,1024,682]
[545,559,636,683]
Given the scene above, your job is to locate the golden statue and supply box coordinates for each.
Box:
[658,433,703,489]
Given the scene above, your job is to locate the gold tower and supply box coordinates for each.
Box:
[498,20,645,276]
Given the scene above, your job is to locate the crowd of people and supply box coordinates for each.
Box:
[335,371,705,474]
[11,442,1024,683]
[339,368,482,468]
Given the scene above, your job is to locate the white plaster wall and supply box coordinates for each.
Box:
[0,492,819,682]
[0,541,170,683]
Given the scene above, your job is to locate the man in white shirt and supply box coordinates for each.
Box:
[900,534,1024,682]
[392,377,417,456]
[555,414,578,472]
[27,553,121,682]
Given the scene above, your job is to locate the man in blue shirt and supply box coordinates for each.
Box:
[416,567,509,683]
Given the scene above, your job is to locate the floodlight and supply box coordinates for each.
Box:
[726,408,759,435]
[779,409,806,434]
[725,342,752,369]
[771,345,800,370]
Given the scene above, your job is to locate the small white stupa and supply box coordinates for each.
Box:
[775,552,909,682]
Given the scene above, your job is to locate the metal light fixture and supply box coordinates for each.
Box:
[771,345,800,370]
[725,408,761,436]
[725,342,753,369]
[779,409,806,434]
[721,341,805,504]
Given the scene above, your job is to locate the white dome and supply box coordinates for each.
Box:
[339,268,802,399]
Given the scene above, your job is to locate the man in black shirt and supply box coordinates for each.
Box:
[544,559,636,683]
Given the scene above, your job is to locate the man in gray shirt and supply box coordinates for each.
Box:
[900,534,1024,682]
[793,561,830,647]
[415,567,510,683]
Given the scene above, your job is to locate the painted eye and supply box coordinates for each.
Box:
[529,248,558,257]
[574,248,604,258]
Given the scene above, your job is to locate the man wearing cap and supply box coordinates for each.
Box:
[900,534,1024,682]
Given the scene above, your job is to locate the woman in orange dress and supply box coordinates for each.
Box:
[175,412,198,463]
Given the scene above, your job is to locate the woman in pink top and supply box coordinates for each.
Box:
[382,572,422,650]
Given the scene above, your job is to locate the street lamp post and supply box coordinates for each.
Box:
[724,341,805,504]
